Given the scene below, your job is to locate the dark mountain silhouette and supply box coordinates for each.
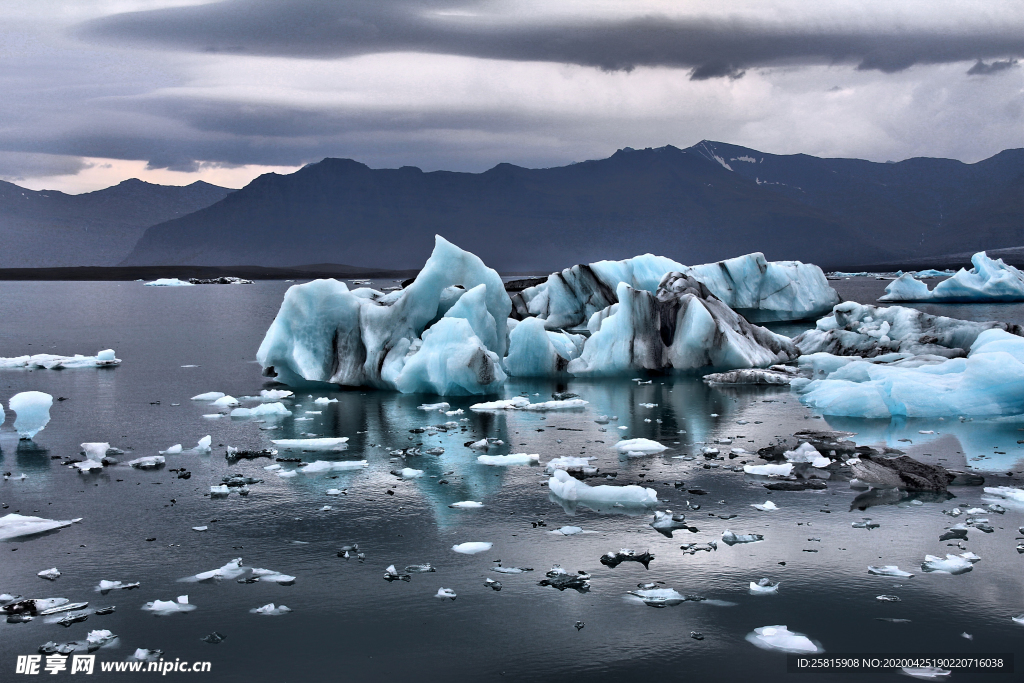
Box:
[115,142,1023,271]
[0,178,232,267]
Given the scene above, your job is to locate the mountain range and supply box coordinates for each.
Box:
[0,178,232,268]
[3,141,1021,272]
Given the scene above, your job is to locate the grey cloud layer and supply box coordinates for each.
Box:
[79,0,1024,77]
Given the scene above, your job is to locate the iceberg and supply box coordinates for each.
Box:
[141,595,195,615]
[144,278,194,287]
[567,276,797,376]
[37,567,61,581]
[613,438,667,455]
[0,350,120,369]
[628,588,687,607]
[251,603,292,615]
[448,501,484,509]
[9,391,52,439]
[127,456,164,469]
[505,317,585,377]
[921,554,974,575]
[545,456,597,475]
[257,236,509,395]
[600,549,654,569]
[191,392,225,401]
[230,402,291,418]
[298,460,368,473]
[867,565,914,577]
[751,501,779,511]
[746,625,822,654]
[793,301,1020,358]
[271,437,349,451]
[212,395,239,407]
[180,558,247,582]
[451,542,492,554]
[477,453,539,466]
[513,252,837,328]
[797,329,1024,418]
[880,252,1024,303]
[743,463,793,477]
[96,580,139,593]
[722,530,764,545]
[649,510,697,537]
[548,469,657,506]
[435,588,457,600]
[749,578,780,594]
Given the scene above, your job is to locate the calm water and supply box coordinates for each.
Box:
[0,279,1022,682]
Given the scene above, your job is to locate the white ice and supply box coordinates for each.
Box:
[271,437,349,451]
[477,453,539,466]
[397,467,424,478]
[191,392,225,401]
[628,588,686,607]
[298,460,368,473]
[749,579,780,594]
[435,588,457,600]
[79,443,109,460]
[470,397,531,411]
[545,456,597,475]
[141,595,195,615]
[613,438,667,455]
[880,252,1024,303]
[448,501,484,509]
[921,554,974,574]
[752,501,779,511]
[127,456,164,468]
[743,463,793,477]
[212,395,239,407]
[722,530,764,544]
[143,278,194,287]
[9,391,52,439]
[868,565,914,577]
[230,402,291,418]
[418,402,450,411]
[180,559,246,582]
[0,350,120,369]
[314,397,338,405]
[160,444,182,454]
[37,568,61,580]
[505,317,585,377]
[251,603,292,615]
[451,542,493,554]
[260,389,293,400]
[746,625,821,654]
[548,469,657,506]
[96,580,139,592]
[783,443,831,468]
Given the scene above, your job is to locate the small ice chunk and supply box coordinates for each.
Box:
[144,278,194,287]
[852,518,879,529]
[191,392,225,401]
[80,443,110,459]
[545,456,597,474]
[260,389,293,400]
[396,467,424,478]
[141,595,196,615]
[613,438,667,455]
[743,463,793,476]
[628,588,686,607]
[127,455,165,469]
[314,397,338,405]
[250,603,292,615]
[212,395,239,407]
[722,529,764,545]
[160,444,183,455]
[96,580,140,593]
[548,469,657,506]
[752,501,779,511]
[271,437,349,451]
[448,501,483,509]
[492,566,533,574]
[298,460,367,473]
[451,542,492,555]
[37,568,61,581]
[477,453,539,466]
[72,460,104,473]
[418,402,451,411]
[551,526,583,536]
[250,568,296,584]
[468,439,490,450]
[749,578,779,594]
[195,436,212,452]
[325,488,343,495]
[746,625,821,653]
[649,510,695,538]
[470,397,531,411]
[9,391,52,439]
[868,565,914,577]
[639,403,658,409]
[921,554,974,574]
[435,588,457,600]
[231,402,291,418]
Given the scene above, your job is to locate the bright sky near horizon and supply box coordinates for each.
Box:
[2,0,1022,193]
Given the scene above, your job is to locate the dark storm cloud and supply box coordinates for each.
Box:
[78,0,1024,78]
[966,59,1019,75]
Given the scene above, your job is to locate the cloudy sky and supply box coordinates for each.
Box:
[2,0,1022,193]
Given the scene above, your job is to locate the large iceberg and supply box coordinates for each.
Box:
[794,302,1021,358]
[257,236,509,395]
[880,252,1024,303]
[567,275,797,376]
[504,318,585,377]
[9,391,53,439]
[796,329,1024,418]
[512,252,837,327]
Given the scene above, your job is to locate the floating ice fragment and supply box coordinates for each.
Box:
[901,666,952,679]
[868,566,914,577]
[298,460,367,473]
[231,402,291,418]
[212,395,239,407]
[251,603,292,615]
[743,463,793,477]
[545,456,597,475]
[96,580,139,593]
[452,542,492,555]
[180,558,246,582]
[613,438,667,455]
[144,278,194,287]
[37,568,61,581]
[722,530,764,545]
[492,566,533,574]
[9,391,52,439]
[1012,614,1024,626]
[160,444,183,455]
[72,460,104,473]
[395,467,424,478]
[538,566,590,592]
[250,568,296,584]
[746,625,822,654]
[260,389,293,400]
[0,514,83,541]
[749,578,779,594]
[551,526,583,535]
[628,588,686,607]
[470,397,530,411]
[649,510,696,537]
[141,595,195,615]
[192,526,208,532]
[983,486,1024,503]
[922,554,974,574]
[852,518,879,529]
[448,501,483,509]
[601,549,654,568]
[477,453,539,466]
[271,437,349,451]
[435,588,457,600]
[405,564,435,573]
[876,595,901,602]
[468,439,490,450]
[191,392,225,401]
[314,397,338,405]
[548,469,657,506]
[325,488,343,495]
[127,456,164,469]
[752,501,779,511]
[783,442,831,468]
[418,402,451,411]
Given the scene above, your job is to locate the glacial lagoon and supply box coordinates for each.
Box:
[1,278,1023,681]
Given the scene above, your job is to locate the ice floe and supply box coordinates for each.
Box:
[880,252,1024,303]
[144,278,194,287]
[251,603,292,615]
[0,350,120,369]
[868,566,914,577]
[627,588,687,607]
[448,501,484,509]
[0,514,82,541]
[749,578,780,594]
[921,554,975,575]
[435,588,457,600]
[545,456,597,475]
[141,595,196,615]
[743,463,793,477]
[298,460,368,473]
[127,456,165,469]
[271,437,349,451]
[746,625,822,653]
[37,568,61,581]
[548,469,657,507]
[9,391,52,439]
[451,542,492,554]
[722,530,764,545]
[751,501,779,511]
[191,392,225,401]
[230,402,291,418]
[477,453,539,466]
[96,580,139,593]
[613,438,667,455]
